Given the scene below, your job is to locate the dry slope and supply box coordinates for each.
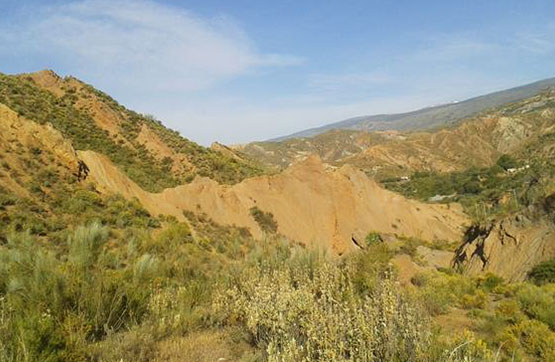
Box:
[454,217,555,281]
[79,151,468,254]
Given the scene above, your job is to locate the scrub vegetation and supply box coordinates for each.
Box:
[0,72,554,361]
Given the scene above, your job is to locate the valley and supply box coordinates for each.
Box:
[0,70,554,361]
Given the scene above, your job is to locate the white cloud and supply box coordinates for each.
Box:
[513,27,555,55]
[1,0,302,91]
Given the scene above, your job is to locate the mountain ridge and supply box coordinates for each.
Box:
[240,89,555,181]
[272,76,555,141]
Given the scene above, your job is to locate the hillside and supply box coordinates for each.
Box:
[0,70,266,192]
[239,89,555,283]
[274,76,555,140]
[241,90,555,179]
[235,129,393,168]
[0,71,554,361]
[79,151,467,254]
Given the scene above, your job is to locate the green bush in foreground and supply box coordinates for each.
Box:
[3,215,553,361]
[0,225,155,361]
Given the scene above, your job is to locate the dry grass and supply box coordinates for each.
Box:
[154,329,257,362]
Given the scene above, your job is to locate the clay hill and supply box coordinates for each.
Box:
[239,90,555,281]
[79,150,467,254]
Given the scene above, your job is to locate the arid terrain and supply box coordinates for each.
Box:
[0,70,554,361]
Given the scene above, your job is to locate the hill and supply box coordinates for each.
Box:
[1,70,554,361]
[79,151,467,254]
[274,77,555,140]
[240,90,555,180]
[0,70,266,192]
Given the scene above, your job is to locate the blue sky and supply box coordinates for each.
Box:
[1,0,555,145]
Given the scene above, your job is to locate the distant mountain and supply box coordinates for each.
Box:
[273,77,555,140]
[240,88,555,181]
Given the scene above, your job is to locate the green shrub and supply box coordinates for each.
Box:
[496,154,518,171]
[413,271,477,315]
[68,222,108,269]
[249,206,278,234]
[502,320,555,359]
[516,283,555,330]
[461,290,488,309]
[0,225,160,361]
[528,258,555,285]
[364,231,382,246]
[353,243,394,294]
[478,273,504,292]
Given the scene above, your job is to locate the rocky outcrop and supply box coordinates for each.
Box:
[454,216,555,281]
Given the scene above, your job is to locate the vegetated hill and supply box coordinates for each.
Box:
[0,69,467,251]
[274,76,555,140]
[0,70,266,192]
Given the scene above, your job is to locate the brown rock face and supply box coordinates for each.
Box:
[454,218,555,281]
[79,151,468,254]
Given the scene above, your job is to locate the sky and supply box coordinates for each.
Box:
[1,0,555,145]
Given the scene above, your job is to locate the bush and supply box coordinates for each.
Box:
[215,249,430,361]
[496,154,518,171]
[364,231,382,246]
[502,320,555,359]
[516,283,555,330]
[478,273,504,292]
[412,271,477,315]
[353,242,394,294]
[528,258,555,285]
[0,226,158,360]
[249,206,278,234]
